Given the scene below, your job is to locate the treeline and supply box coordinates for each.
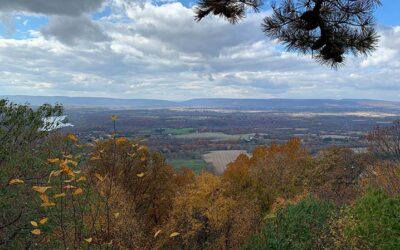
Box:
[1,100,399,249]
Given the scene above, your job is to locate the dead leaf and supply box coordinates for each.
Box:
[154,230,162,238]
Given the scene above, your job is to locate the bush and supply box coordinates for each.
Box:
[245,196,336,250]
[334,188,400,249]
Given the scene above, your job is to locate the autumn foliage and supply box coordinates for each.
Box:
[1,101,400,249]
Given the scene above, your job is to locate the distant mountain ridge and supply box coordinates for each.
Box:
[2,95,400,112]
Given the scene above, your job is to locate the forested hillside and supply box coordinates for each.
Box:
[1,100,399,249]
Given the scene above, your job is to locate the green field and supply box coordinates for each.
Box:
[164,128,195,135]
[167,159,208,174]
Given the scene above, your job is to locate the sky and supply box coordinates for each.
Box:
[0,0,399,101]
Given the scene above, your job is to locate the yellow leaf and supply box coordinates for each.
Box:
[111,115,118,121]
[60,164,75,177]
[9,178,24,185]
[53,193,66,199]
[41,202,56,207]
[67,133,78,142]
[94,173,104,182]
[64,185,76,189]
[39,218,48,225]
[64,159,78,167]
[48,170,63,183]
[31,229,41,235]
[140,155,146,161]
[136,172,145,178]
[64,178,75,183]
[73,188,83,196]
[90,156,101,161]
[76,176,87,182]
[31,221,38,227]
[114,213,120,219]
[154,230,162,238]
[84,237,93,243]
[169,232,180,238]
[39,194,50,203]
[47,158,60,163]
[32,186,51,194]
[116,137,127,144]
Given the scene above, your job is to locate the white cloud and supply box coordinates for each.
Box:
[0,0,399,100]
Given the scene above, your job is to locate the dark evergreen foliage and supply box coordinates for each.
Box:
[195,0,381,67]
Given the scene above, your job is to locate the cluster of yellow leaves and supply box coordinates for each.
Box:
[30,217,48,236]
[67,133,78,142]
[116,137,128,144]
[39,193,56,207]
[94,173,105,182]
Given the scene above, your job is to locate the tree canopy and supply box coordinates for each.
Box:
[195,0,381,67]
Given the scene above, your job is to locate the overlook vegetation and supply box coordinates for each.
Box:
[1,100,400,249]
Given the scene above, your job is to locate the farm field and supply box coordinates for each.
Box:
[175,132,254,140]
[167,159,208,174]
[203,150,250,174]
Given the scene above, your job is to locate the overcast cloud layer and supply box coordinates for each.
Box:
[0,0,399,100]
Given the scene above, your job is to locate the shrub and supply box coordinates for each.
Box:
[245,196,336,250]
[333,188,400,249]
